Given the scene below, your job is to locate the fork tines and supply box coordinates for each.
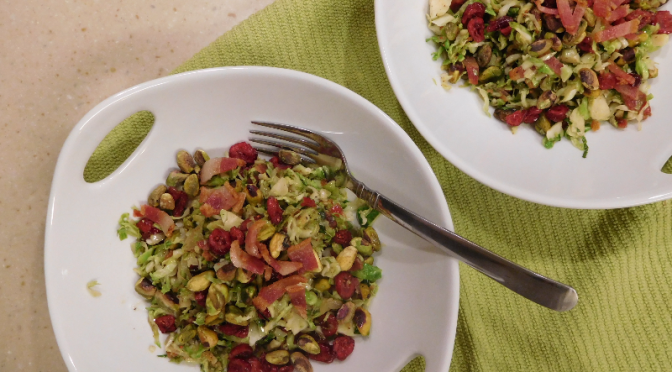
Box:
[249,121,322,164]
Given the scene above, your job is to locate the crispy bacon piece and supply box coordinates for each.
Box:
[593,0,611,18]
[593,19,640,42]
[614,84,647,111]
[230,240,267,275]
[607,63,636,85]
[252,275,308,311]
[199,183,244,217]
[544,56,564,76]
[245,219,267,257]
[287,239,321,272]
[557,0,586,35]
[655,11,672,34]
[140,205,175,237]
[259,243,303,276]
[607,5,629,23]
[199,157,247,185]
[463,57,480,85]
[285,283,308,319]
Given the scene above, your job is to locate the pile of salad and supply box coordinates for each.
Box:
[427,0,671,156]
[117,142,383,372]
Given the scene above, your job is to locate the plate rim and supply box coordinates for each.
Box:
[44,66,460,371]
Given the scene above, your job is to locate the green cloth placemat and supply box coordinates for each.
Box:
[85,0,672,370]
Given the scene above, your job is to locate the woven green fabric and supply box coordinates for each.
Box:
[85,0,672,370]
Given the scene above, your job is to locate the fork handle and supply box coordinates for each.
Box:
[353,183,578,312]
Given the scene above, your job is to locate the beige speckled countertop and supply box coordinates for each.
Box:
[0,1,275,370]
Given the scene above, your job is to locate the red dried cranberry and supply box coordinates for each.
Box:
[248,357,264,372]
[333,335,355,361]
[167,187,189,217]
[655,10,672,34]
[228,358,252,372]
[467,17,485,42]
[625,10,655,30]
[301,197,316,208]
[333,230,352,246]
[137,218,161,239]
[230,226,246,244]
[229,142,258,165]
[522,107,543,124]
[545,105,570,122]
[309,343,335,364]
[598,72,617,90]
[267,197,283,225]
[577,36,594,53]
[486,16,514,33]
[230,344,254,360]
[617,118,628,128]
[208,228,232,256]
[505,110,525,126]
[629,73,642,87]
[325,212,337,228]
[194,290,207,307]
[317,312,339,338]
[461,3,485,25]
[218,323,249,338]
[258,308,272,320]
[334,272,360,299]
[154,315,176,333]
[270,156,290,170]
[278,366,294,372]
[450,0,467,11]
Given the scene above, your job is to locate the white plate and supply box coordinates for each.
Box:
[45,67,459,372]
[375,0,672,209]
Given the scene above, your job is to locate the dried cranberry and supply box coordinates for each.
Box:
[577,36,594,54]
[258,308,272,320]
[278,366,294,372]
[467,17,485,42]
[629,73,642,87]
[209,228,232,256]
[625,10,655,30]
[617,118,628,128]
[486,16,514,33]
[450,0,467,11]
[230,142,258,166]
[505,110,525,126]
[248,357,264,372]
[333,230,352,246]
[230,226,246,244]
[194,290,207,307]
[317,312,339,338]
[301,197,317,208]
[545,105,570,122]
[270,156,290,170]
[228,358,252,372]
[218,323,249,338]
[267,197,283,225]
[598,72,617,90]
[334,272,360,299]
[167,187,189,217]
[325,212,337,228]
[333,336,355,361]
[309,343,335,364]
[230,344,254,360]
[522,107,542,124]
[154,315,176,333]
[655,10,672,34]
[462,3,485,25]
[137,218,161,239]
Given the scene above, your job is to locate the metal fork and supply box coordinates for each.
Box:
[249,121,579,312]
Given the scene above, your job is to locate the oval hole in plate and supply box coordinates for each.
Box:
[83,111,155,183]
[661,155,672,174]
[400,356,425,372]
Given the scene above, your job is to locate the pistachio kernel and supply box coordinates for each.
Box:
[176,150,196,173]
[148,185,167,207]
[159,193,175,210]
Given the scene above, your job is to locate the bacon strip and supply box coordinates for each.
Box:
[245,219,267,257]
[614,84,647,111]
[557,0,586,35]
[230,240,266,275]
[200,157,246,184]
[607,63,636,85]
[544,57,564,76]
[593,0,611,18]
[463,57,479,85]
[140,205,175,237]
[287,239,321,272]
[593,19,640,41]
[259,243,303,276]
[252,275,308,311]
[199,185,240,217]
[285,284,308,319]
[606,5,629,23]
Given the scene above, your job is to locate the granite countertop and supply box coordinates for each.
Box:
[0,1,275,370]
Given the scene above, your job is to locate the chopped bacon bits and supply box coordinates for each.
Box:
[267,197,283,225]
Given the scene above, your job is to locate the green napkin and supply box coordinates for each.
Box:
[84,0,672,370]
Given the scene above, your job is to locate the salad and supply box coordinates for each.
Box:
[117,142,383,372]
[427,0,672,156]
